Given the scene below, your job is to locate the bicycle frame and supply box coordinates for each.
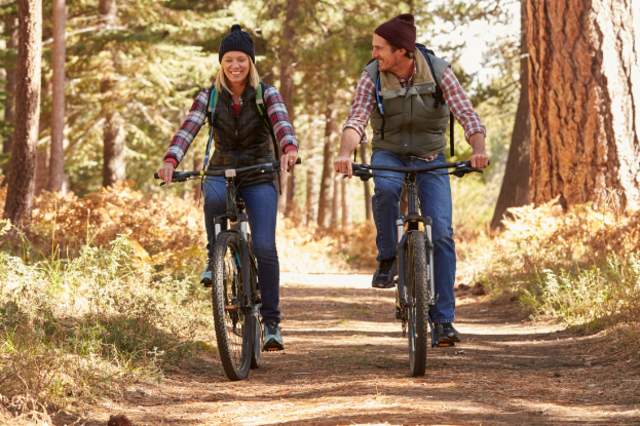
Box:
[212,169,257,311]
[352,159,480,340]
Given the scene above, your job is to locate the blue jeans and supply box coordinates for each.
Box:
[203,177,280,324]
[371,150,456,323]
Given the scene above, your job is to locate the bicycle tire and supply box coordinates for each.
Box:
[211,231,254,380]
[250,255,262,369]
[406,231,429,377]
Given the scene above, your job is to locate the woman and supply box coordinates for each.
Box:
[157,25,298,351]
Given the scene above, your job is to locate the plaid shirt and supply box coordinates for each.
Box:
[343,67,486,142]
[164,85,298,167]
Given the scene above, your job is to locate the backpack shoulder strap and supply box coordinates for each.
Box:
[416,44,455,157]
[364,59,385,139]
[203,85,218,171]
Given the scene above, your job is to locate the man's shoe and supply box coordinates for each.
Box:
[372,258,396,289]
[262,321,284,352]
[200,258,214,287]
[433,322,461,347]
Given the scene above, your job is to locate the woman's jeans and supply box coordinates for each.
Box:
[203,177,280,324]
[371,150,456,323]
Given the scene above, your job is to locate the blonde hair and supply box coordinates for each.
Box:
[214,54,261,94]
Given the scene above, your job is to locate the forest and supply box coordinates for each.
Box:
[0,0,639,424]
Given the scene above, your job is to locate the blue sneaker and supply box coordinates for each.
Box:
[200,259,213,287]
[262,321,284,351]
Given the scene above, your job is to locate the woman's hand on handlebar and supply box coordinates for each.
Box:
[281,149,298,173]
[157,162,175,185]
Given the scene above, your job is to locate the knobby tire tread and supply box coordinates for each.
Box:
[211,231,253,380]
[407,231,429,376]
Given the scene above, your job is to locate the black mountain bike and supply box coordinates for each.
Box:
[155,160,297,380]
[352,159,481,377]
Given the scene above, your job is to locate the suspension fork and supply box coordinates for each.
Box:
[237,211,253,309]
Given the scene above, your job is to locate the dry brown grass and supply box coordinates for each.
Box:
[472,198,640,330]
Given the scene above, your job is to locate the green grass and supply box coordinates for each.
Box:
[0,234,212,415]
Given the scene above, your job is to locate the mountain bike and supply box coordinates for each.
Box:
[155,160,297,380]
[352,159,481,377]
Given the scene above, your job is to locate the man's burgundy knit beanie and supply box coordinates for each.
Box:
[374,13,416,52]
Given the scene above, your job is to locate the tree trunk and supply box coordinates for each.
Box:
[330,170,339,229]
[3,0,42,228]
[490,0,530,229]
[360,142,373,221]
[340,178,350,229]
[527,0,640,211]
[305,167,314,225]
[2,13,17,179]
[317,103,336,228]
[99,0,125,187]
[278,0,299,217]
[48,0,65,192]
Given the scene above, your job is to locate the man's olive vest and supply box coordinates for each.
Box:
[365,48,450,157]
[208,86,275,185]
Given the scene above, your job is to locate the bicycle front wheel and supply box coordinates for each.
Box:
[405,231,429,377]
[211,231,254,380]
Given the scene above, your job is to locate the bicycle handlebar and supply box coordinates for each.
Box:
[351,160,483,181]
[154,158,302,184]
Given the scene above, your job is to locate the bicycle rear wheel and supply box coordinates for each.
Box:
[211,231,254,380]
[405,231,429,377]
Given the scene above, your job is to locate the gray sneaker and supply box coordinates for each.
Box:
[262,321,284,351]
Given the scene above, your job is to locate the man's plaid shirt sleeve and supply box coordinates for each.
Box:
[342,71,376,139]
[163,89,208,167]
[441,67,486,140]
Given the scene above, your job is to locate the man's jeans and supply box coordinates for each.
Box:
[371,150,456,323]
[203,177,280,324]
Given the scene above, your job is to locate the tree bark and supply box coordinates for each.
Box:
[2,13,17,179]
[48,0,66,192]
[360,142,373,222]
[490,0,530,229]
[278,0,299,216]
[330,169,339,229]
[527,0,640,211]
[99,0,125,187]
[340,178,350,229]
[3,0,42,227]
[317,103,336,228]
[305,167,314,225]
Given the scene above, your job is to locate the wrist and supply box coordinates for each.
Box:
[283,144,298,154]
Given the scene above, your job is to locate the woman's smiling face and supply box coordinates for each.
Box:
[221,51,251,85]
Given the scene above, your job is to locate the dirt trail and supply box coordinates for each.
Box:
[86,273,639,425]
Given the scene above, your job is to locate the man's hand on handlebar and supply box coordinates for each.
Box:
[334,154,353,178]
[157,162,175,185]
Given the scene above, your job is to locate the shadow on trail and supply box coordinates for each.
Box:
[116,282,639,424]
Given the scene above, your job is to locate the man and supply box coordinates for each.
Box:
[334,14,489,346]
